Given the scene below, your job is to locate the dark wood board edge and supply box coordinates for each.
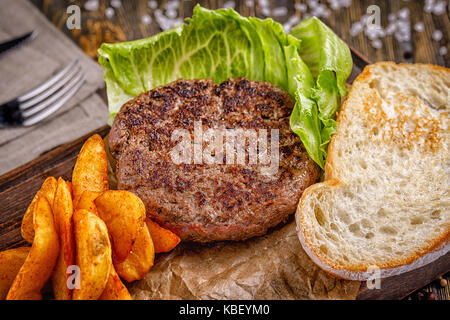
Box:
[347,43,371,84]
[356,252,450,300]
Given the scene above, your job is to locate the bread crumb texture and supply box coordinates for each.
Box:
[296,62,450,275]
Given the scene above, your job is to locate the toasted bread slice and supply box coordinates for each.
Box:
[296,62,450,280]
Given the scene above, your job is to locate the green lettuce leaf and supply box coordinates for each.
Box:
[290,17,353,166]
[98,5,352,169]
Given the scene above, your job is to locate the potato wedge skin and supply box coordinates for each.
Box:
[0,247,30,300]
[95,190,146,263]
[115,224,154,282]
[76,191,102,214]
[7,196,59,300]
[21,201,35,244]
[21,177,57,243]
[146,219,181,253]
[72,209,112,300]
[99,265,132,300]
[51,178,75,300]
[72,134,108,206]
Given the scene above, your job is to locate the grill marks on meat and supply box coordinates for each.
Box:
[109,78,320,242]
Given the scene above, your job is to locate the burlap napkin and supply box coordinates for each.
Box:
[0,0,108,175]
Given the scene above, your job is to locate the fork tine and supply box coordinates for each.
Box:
[22,74,85,127]
[22,70,83,118]
[20,65,82,110]
[18,60,78,102]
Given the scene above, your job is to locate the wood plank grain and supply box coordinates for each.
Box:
[30,0,448,66]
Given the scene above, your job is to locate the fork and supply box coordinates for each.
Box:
[0,60,85,127]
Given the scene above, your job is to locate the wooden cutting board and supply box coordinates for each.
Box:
[0,47,448,299]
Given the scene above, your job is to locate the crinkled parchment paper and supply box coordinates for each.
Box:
[105,136,360,300]
[128,222,360,300]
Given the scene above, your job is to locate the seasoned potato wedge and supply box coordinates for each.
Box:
[72,134,108,206]
[99,265,132,300]
[21,177,57,243]
[7,196,59,300]
[51,178,75,300]
[95,190,146,263]
[0,247,30,300]
[146,219,181,253]
[76,190,102,214]
[72,209,112,300]
[74,190,127,300]
[115,224,154,282]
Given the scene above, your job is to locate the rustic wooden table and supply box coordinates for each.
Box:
[31,0,449,66]
[28,0,449,300]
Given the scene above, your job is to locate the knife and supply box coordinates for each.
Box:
[0,31,38,55]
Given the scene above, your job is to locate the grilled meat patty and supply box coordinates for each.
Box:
[109,78,320,242]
